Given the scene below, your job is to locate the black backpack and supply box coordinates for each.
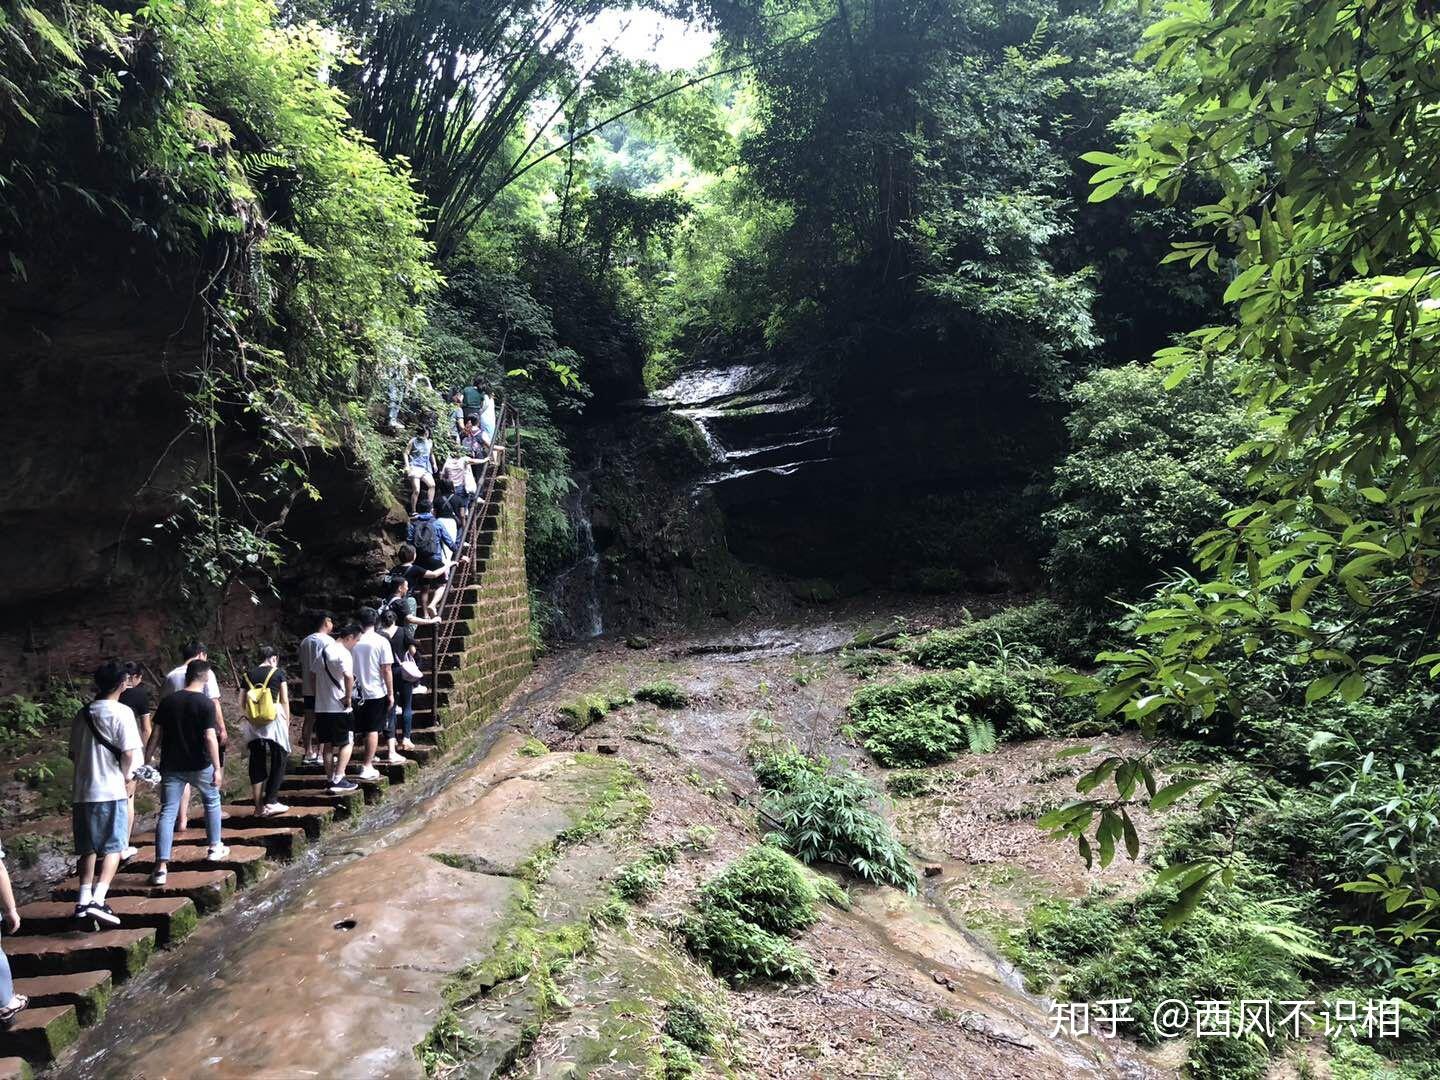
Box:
[411,515,442,561]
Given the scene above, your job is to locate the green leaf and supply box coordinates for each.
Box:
[1089,179,1126,203]
[1121,810,1140,860]
[1163,871,1219,929]
[1338,672,1366,703]
[1080,151,1130,166]
[1150,778,1206,811]
[1305,674,1342,704]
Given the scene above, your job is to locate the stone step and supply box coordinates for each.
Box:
[0,1057,32,1080]
[397,743,436,765]
[289,758,417,785]
[53,870,236,915]
[4,928,156,981]
[409,724,444,746]
[280,778,385,807]
[0,1005,79,1064]
[256,787,364,817]
[124,845,268,885]
[15,898,197,947]
[212,803,335,839]
[131,825,307,861]
[12,970,112,1026]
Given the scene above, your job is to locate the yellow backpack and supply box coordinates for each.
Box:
[243,667,280,723]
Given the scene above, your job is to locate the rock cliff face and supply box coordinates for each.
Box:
[0,255,397,693]
[652,350,1057,594]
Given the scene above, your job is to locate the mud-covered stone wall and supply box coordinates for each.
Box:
[438,470,533,737]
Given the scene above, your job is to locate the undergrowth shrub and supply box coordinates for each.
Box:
[635,681,689,708]
[698,845,818,935]
[886,771,936,798]
[613,845,677,903]
[846,665,1050,765]
[767,771,918,891]
[752,742,917,890]
[1017,887,1320,1078]
[680,844,819,985]
[748,742,827,793]
[556,691,632,732]
[662,997,716,1054]
[905,601,1063,668]
[679,904,815,986]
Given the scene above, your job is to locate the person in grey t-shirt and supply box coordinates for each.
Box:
[69,661,142,926]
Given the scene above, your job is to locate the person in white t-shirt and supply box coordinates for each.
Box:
[314,624,360,794]
[297,613,335,766]
[161,640,228,833]
[69,661,143,927]
[350,609,398,781]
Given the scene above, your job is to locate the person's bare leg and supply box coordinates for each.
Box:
[409,476,419,514]
[77,853,96,890]
[363,731,379,767]
[178,782,191,832]
[301,710,316,758]
[334,739,354,779]
[94,851,122,892]
[252,780,265,812]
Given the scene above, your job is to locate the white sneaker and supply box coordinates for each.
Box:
[356,765,381,781]
[120,845,139,862]
[302,753,323,766]
[413,685,431,695]
[207,844,231,862]
[260,802,290,816]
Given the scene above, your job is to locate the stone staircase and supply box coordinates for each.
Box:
[0,467,533,1078]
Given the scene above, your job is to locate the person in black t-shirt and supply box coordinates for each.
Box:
[391,543,449,619]
[146,660,227,883]
[119,663,155,746]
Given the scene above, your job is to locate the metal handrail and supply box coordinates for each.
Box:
[425,403,522,706]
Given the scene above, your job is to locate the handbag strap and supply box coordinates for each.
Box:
[81,705,123,765]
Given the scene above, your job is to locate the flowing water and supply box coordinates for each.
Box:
[548,476,604,639]
[655,360,838,493]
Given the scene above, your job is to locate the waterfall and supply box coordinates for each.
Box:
[550,476,604,639]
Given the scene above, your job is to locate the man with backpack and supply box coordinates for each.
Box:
[240,644,290,817]
[147,660,228,884]
[315,623,361,795]
[69,661,143,925]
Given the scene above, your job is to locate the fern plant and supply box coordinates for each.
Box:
[762,765,918,892]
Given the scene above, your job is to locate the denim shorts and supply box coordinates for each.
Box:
[73,799,129,856]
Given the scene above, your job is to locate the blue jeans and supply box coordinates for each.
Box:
[155,766,222,860]
[394,680,414,741]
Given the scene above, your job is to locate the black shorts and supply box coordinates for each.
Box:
[353,697,389,735]
[315,712,352,746]
[302,694,315,714]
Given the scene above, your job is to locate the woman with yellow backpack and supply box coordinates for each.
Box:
[240,645,291,817]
